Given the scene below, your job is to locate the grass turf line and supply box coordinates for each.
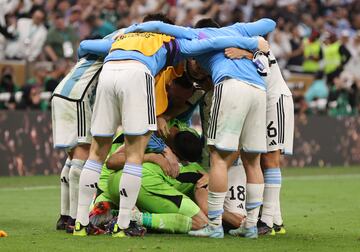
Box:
[0,167,360,251]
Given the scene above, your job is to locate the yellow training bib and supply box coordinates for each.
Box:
[155,64,184,116]
[111,32,174,56]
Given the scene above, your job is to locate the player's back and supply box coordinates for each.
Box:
[107,162,205,203]
[194,27,266,89]
[105,32,174,76]
[53,56,103,101]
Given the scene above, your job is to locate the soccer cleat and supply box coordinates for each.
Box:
[273,223,286,235]
[229,226,258,239]
[188,224,224,238]
[73,222,88,236]
[56,215,69,230]
[65,217,76,233]
[112,221,147,238]
[257,220,275,236]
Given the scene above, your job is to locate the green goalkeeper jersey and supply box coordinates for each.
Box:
[107,162,205,203]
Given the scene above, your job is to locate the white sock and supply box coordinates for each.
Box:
[208,191,227,226]
[245,183,264,228]
[117,163,143,229]
[273,200,283,226]
[76,160,102,226]
[261,168,281,227]
[69,159,85,219]
[60,158,71,216]
[272,169,283,225]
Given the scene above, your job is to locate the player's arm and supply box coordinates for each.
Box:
[193,170,209,215]
[231,18,276,37]
[224,48,254,60]
[106,152,164,170]
[178,36,268,58]
[194,187,208,215]
[146,134,180,178]
[124,21,198,39]
[77,39,113,58]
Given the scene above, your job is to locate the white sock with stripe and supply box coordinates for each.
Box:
[245,183,264,228]
[117,163,143,229]
[76,160,102,226]
[60,158,71,216]
[208,191,227,226]
[69,159,85,220]
[261,168,282,227]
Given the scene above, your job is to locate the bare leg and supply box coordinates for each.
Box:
[241,150,264,229]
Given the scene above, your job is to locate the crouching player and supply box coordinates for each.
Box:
[90,121,247,234]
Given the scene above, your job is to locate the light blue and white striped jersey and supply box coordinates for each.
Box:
[53,29,125,101]
[52,56,103,101]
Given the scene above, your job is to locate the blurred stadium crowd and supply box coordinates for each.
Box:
[0,0,360,116]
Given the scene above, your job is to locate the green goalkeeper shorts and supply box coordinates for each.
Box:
[108,170,200,218]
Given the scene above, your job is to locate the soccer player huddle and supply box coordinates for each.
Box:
[52,13,294,239]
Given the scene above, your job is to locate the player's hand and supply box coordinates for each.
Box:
[151,153,173,176]
[162,147,180,178]
[225,48,254,60]
[157,116,170,138]
[257,37,270,53]
[196,170,209,188]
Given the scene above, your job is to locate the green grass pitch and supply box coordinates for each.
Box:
[1,167,360,252]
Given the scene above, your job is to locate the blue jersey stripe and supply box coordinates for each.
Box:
[60,59,96,97]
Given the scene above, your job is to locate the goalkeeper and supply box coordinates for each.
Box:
[91,120,208,234]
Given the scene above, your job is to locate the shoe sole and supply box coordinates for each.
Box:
[73,230,87,237]
[188,232,224,238]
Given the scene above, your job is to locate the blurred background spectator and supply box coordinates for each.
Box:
[5,7,47,61]
[0,0,359,117]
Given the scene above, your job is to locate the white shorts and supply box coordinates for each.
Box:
[91,62,157,137]
[266,94,294,154]
[224,162,247,216]
[52,96,92,150]
[207,79,267,153]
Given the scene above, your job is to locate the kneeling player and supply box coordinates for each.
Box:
[90,121,246,234]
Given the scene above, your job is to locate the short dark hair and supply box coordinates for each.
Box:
[31,7,46,18]
[173,74,194,89]
[195,18,220,28]
[142,13,174,25]
[173,131,203,162]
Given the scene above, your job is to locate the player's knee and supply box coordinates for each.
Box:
[261,151,280,168]
[241,151,261,169]
[90,137,112,161]
[72,144,90,160]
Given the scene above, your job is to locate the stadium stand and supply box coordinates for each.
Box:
[0,0,360,115]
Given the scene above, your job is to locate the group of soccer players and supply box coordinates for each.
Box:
[52,12,294,239]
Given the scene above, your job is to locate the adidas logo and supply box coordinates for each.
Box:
[61,176,68,183]
[85,183,98,189]
[120,188,128,197]
[269,140,277,146]
[237,203,244,209]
